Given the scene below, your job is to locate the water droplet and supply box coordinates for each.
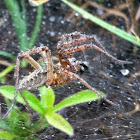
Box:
[22,127,25,129]
[49,16,56,22]
[50,31,56,37]
[8,31,11,34]
[120,69,129,76]
[33,8,36,12]
[42,21,46,25]
[61,20,64,24]
[97,9,104,16]
[75,12,79,17]
[22,33,26,37]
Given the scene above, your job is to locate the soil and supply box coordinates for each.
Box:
[0,0,140,140]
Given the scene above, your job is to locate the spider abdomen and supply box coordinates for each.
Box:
[18,69,47,90]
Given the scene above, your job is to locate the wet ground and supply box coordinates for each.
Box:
[0,0,140,140]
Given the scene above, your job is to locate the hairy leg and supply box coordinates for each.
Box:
[41,46,54,85]
[4,46,50,118]
[60,44,132,64]
[57,32,105,51]
[60,68,116,106]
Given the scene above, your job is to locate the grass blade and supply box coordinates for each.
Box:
[0,65,15,78]
[0,51,15,60]
[29,5,43,49]
[5,0,28,51]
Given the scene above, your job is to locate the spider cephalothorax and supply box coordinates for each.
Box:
[4,32,132,118]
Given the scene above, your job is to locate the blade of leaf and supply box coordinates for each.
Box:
[53,90,106,112]
[0,65,15,78]
[0,131,17,140]
[46,112,73,136]
[61,0,140,46]
[40,86,55,112]
[0,86,44,115]
[0,51,16,60]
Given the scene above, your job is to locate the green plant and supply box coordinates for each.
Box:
[0,108,40,140]
[0,86,105,138]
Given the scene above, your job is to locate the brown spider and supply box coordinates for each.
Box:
[4,32,132,118]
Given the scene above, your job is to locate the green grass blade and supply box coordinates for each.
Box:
[4,0,28,51]
[0,51,16,59]
[62,0,140,46]
[29,5,43,49]
[53,90,106,113]
[46,112,73,136]
[20,0,26,22]
[0,65,15,78]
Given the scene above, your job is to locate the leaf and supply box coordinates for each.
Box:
[46,112,73,136]
[0,118,12,131]
[0,65,15,78]
[40,86,55,112]
[0,86,44,115]
[0,51,16,59]
[53,90,106,112]
[61,0,140,46]
[5,0,29,51]
[30,118,49,132]
[0,131,17,140]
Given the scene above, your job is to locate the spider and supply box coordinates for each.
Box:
[4,32,132,118]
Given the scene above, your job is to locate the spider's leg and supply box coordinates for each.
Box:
[41,47,54,85]
[17,46,52,69]
[3,56,21,118]
[57,32,105,51]
[3,46,50,118]
[19,90,32,116]
[60,44,132,64]
[59,31,82,44]
[60,68,116,106]
[58,32,107,62]
[24,55,41,69]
